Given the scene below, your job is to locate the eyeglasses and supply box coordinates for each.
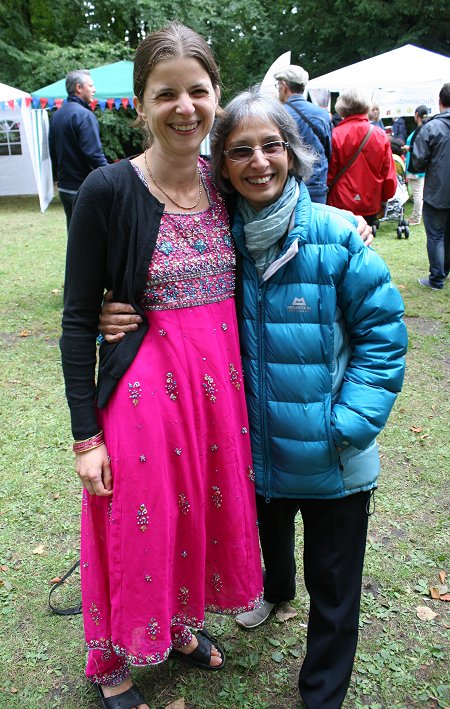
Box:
[223,141,290,162]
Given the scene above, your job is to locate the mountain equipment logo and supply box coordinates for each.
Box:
[288,296,311,313]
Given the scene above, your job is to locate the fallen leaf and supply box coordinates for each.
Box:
[410,426,422,433]
[438,570,447,584]
[420,434,429,440]
[32,544,45,555]
[165,700,185,709]
[439,593,450,602]
[10,688,19,694]
[53,493,60,500]
[0,565,7,572]
[416,605,438,621]
[50,577,62,585]
[51,288,60,295]
[275,603,299,623]
[430,584,448,598]
[19,331,30,338]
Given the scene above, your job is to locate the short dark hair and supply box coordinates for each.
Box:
[285,81,305,94]
[211,85,316,194]
[439,83,450,108]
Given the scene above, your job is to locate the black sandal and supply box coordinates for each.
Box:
[170,628,226,671]
[97,684,146,709]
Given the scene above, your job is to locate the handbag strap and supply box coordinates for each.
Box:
[328,124,374,191]
[48,559,82,615]
[289,102,331,159]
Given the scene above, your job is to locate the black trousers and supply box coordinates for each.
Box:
[59,190,77,232]
[256,491,371,709]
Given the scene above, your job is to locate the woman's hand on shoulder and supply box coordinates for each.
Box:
[355,215,374,245]
[75,444,113,496]
[99,290,142,343]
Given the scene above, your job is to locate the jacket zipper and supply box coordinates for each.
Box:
[257,284,271,502]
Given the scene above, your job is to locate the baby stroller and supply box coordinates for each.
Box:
[373,154,409,238]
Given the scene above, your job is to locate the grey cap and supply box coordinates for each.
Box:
[274,65,309,85]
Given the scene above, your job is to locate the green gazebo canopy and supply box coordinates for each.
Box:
[31,61,134,110]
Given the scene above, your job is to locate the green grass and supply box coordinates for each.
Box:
[0,196,449,708]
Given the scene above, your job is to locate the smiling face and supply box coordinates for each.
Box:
[134,57,219,157]
[221,117,293,211]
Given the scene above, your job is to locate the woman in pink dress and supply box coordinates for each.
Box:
[60,22,262,709]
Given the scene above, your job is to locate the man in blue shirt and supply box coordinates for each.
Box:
[275,65,332,203]
[49,70,108,230]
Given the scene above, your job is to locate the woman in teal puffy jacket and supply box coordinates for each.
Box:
[211,86,407,709]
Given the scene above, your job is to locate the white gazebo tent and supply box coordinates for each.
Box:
[0,82,53,211]
[306,45,450,118]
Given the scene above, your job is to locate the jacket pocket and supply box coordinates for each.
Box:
[338,440,380,491]
[324,395,339,466]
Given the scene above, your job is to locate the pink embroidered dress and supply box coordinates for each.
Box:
[82,158,263,685]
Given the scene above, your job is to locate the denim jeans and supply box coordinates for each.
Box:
[422,202,450,288]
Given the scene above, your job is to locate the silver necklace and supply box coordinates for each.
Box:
[144,150,202,210]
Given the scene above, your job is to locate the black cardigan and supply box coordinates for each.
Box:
[60,159,164,439]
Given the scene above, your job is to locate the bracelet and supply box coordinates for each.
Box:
[73,430,104,453]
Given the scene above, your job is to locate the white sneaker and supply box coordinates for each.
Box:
[235,600,277,629]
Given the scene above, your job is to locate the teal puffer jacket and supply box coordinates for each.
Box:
[232,183,407,500]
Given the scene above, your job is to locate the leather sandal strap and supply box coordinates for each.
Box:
[98,684,146,709]
[188,632,212,664]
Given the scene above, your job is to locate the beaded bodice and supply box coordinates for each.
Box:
[134,158,235,311]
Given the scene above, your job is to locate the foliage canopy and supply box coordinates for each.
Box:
[1,0,449,158]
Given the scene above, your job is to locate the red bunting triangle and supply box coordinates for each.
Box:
[121,98,129,109]
[25,97,32,107]
[40,97,48,108]
[91,99,98,110]
[55,99,64,109]
[106,99,115,109]
[7,99,15,109]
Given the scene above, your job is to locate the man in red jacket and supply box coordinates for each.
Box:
[327,87,396,225]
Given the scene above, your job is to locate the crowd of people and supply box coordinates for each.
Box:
[55,20,449,709]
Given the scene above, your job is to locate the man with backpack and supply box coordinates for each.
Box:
[275,65,332,204]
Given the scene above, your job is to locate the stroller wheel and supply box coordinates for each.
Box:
[404,226,410,239]
[399,218,408,227]
[397,226,403,239]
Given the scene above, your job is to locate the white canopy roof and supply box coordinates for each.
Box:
[0,82,31,102]
[307,45,450,117]
[307,45,450,91]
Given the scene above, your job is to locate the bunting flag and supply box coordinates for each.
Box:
[1,95,135,111]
